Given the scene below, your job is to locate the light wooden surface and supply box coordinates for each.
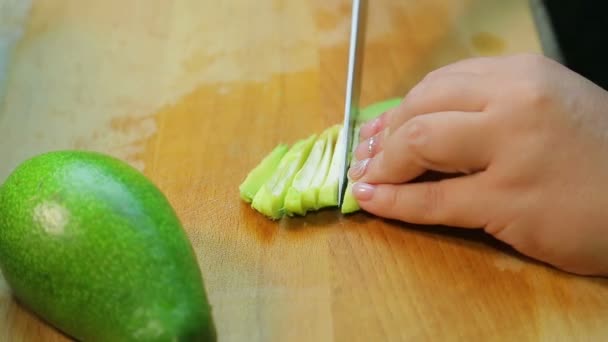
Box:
[1,0,608,341]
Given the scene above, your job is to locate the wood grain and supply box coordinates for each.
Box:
[2,0,608,341]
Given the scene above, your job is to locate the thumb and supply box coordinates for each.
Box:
[352,174,490,229]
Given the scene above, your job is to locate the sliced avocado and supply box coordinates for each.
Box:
[357,97,402,124]
[341,181,359,214]
[239,144,289,203]
[302,125,339,211]
[317,127,345,208]
[251,134,316,219]
[284,130,328,216]
[240,97,403,219]
[341,125,362,214]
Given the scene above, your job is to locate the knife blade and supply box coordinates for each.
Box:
[338,0,363,206]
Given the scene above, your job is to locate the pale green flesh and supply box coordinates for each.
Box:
[357,97,402,124]
[284,129,329,216]
[302,125,338,210]
[251,134,316,219]
[341,125,361,214]
[317,126,345,208]
[239,144,289,203]
[241,98,402,219]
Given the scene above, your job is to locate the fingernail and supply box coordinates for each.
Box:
[356,136,377,159]
[348,158,370,180]
[353,182,375,201]
[363,116,380,132]
[359,117,381,141]
[406,122,426,145]
[366,136,376,156]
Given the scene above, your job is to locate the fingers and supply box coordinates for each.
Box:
[349,111,493,184]
[388,72,491,134]
[355,130,384,160]
[351,174,490,228]
[393,111,492,174]
[349,150,425,185]
[358,58,498,143]
[424,56,499,78]
[359,111,391,141]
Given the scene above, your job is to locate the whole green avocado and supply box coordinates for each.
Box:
[0,151,216,341]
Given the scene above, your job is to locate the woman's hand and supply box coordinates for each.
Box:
[348,53,608,276]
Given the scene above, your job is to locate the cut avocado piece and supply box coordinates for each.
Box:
[357,97,402,124]
[341,181,359,214]
[251,134,316,219]
[341,125,362,214]
[241,97,403,219]
[284,129,330,216]
[303,125,339,210]
[239,144,289,203]
[317,126,345,208]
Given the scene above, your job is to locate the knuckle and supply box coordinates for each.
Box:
[403,118,428,146]
[386,186,401,214]
[484,216,509,237]
[387,108,403,134]
[407,75,436,103]
[404,83,425,103]
[506,54,554,106]
[514,77,552,108]
[423,69,442,82]
[515,52,545,64]
[382,144,415,179]
[362,154,394,184]
[420,183,444,222]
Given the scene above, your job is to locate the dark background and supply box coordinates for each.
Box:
[542,2,608,89]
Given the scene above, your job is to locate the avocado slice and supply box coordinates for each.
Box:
[251,134,316,219]
[284,130,329,216]
[317,126,345,208]
[341,125,362,214]
[303,125,339,210]
[240,97,403,219]
[239,144,289,203]
[0,151,216,341]
[357,97,402,124]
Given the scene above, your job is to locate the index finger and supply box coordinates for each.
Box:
[388,72,491,135]
[359,111,391,141]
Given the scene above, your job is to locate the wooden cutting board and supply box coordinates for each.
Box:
[1,0,607,341]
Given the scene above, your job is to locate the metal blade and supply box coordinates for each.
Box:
[338,0,363,206]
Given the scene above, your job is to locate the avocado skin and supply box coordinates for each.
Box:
[0,151,216,341]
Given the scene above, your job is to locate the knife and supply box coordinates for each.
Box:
[338,0,363,206]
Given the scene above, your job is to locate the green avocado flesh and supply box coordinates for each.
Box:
[251,134,317,219]
[0,151,216,341]
[240,98,402,219]
[284,128,332,216]
[239,144,289,203]
[340,125,362,214]
[357,97,402,124]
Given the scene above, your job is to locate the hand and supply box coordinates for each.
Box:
[348,53,608,276]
